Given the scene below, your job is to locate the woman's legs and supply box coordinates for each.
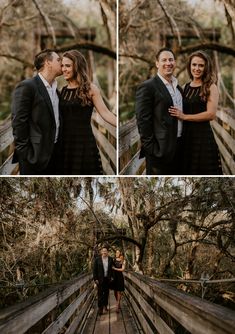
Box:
[116,291,122,312]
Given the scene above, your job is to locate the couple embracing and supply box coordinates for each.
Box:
[136,47,222,175]
[93,246,125,315]
[11,49,116,175]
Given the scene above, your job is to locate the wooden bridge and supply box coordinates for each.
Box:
[119,107,235,175]
[0,271,234,334]
[0,112,116,175]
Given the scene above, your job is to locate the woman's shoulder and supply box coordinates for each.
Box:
[209,83,219,95]
[90,83,100,96]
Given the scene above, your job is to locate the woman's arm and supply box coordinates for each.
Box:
[169,84,219,122]
[112,261,126,272]
[90,84,116,126]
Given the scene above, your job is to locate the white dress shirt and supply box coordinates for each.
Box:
[102,256,108,277]
[38,73,60,143]
[158,73,183,137]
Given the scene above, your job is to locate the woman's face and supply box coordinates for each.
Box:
[62,57,74,81]
[190,56,205,80]
[116,250,120,258]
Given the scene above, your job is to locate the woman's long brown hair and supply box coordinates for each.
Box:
[63,49,92,106]
[187,50,217,101]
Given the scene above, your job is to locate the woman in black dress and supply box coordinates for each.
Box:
[169,50,222,175]
[60,50,116,175]
[112,250,125,313]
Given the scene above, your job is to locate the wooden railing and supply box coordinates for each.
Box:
[0,118,18,175]
[124,271,235,334]
[0,113,116,175]
[0,273,95,334]
[119,107,235,175]
[119,117,145,175]
[91,111,116,175]
[211,107,235,175]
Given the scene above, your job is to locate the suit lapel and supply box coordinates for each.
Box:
[34,75,55,121]
[154,75,173,105]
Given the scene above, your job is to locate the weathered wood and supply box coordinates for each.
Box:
[124,272,235,334]
[120,151,145,175]
[66,287,96,334]
[0,119,13,152]
[83,292,139,334]
[0,153,18,175]
[119,117,145,175]
[0,273,92,334]
[42,286,94,334]
[125,279,174,334]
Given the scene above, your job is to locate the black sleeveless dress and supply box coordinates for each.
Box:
[112,259,125,292]
[60,87,103,175]
[182,83,222,175]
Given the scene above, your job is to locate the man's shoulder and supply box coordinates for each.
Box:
[139,76,157,88]
[16,76,39,89]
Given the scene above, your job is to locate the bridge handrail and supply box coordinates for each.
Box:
[124,271,235,334]
[119,117,145,175]
[0,112,116,175]
[0,272,95,334]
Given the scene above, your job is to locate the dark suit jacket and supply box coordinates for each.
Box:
[136,75,182,163]
[93,256,113,283]
[11,75,60,171]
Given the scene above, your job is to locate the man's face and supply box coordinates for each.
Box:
[48,52,62,77]
[156,51,176,79]
[101,248,108,257]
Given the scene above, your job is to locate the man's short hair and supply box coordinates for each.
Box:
[34,49,55,71]
[155,47,176,61]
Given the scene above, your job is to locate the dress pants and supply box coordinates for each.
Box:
[18,142,62,175]
[145,137,182,175]
[97,277,109,308]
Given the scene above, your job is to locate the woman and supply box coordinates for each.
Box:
[112,250,125,313]
[60,50,116,175]
[169,50,222,175]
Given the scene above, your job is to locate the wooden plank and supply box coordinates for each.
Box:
[66,289,96,334]
[119,118,140,156]
[92,111,116,138]
[92,124,116,165]
[0,153,18,175]
[0,274,92,334]
[212,121,235,155]
[98,149,115,175]
[43,286,93,334]
[212,123,235,175]
[0,120,13,152]
[124,272,235,334]
[216,109,235,128]
[124,288,154,334]
[125,279,174,334]
[83,292,139,334]
[120,150,145,175]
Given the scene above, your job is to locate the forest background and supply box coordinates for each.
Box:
[119,0,235,122]
[0,177,234,311]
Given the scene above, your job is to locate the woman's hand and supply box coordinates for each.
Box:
[169,106,185,120]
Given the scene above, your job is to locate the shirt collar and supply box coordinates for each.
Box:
[38,73,57,90]
[157,73,178,88]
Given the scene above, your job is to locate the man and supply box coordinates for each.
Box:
[12,49,62,175]
[135,47,183,175]
[93,246,113,315]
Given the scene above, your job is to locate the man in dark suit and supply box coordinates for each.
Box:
[93,246,113,315]
[136,47,183,175]
[12,49,62,175]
